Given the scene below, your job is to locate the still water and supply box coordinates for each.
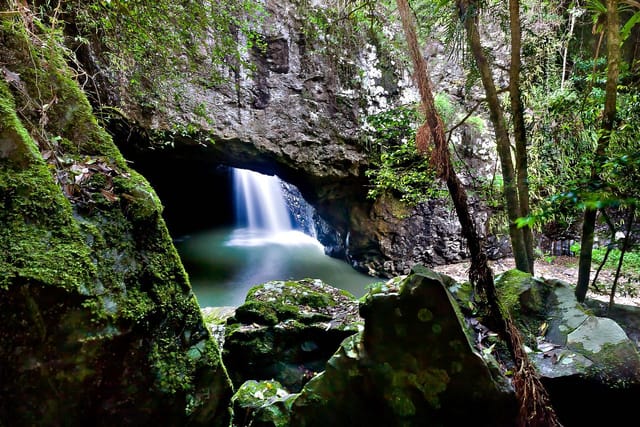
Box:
[175,227,380,307]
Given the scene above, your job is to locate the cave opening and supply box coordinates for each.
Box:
[113,128,378,306]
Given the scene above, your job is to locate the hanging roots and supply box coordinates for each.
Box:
[416,123,431,155]
[507,315,564,427]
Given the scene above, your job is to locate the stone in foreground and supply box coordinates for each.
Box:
[223,278,362,392]
[289,267,517,427]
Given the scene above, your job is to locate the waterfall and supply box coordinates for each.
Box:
[233,168,293,232]
[228,168,322,248]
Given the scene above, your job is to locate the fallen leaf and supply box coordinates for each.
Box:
[100,189,119,202]
[538,321,549,336]
[1,67,21,84]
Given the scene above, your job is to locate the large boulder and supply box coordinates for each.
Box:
[289,267,517,427]
[495,270,640,425]
[0,18,231,426]
[223,279,362,392]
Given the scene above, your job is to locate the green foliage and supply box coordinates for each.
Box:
[522,45,640,228]
[434,92,456,127]
[65,0,264,102]
[363,105,446,204]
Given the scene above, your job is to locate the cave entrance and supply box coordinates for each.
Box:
[118,139,377,307]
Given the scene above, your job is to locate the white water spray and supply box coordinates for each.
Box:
[228,168,322,248]
[233,168,293,231]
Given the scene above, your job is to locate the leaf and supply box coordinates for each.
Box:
[1,67,21,84]
[537,342,556,353]
[100,189,119,202]
[621,11,640,42]
[482,343,495,356]
[515,215,536,228]
[538,321,549,336]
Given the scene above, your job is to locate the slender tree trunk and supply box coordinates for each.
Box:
[608,207,634,311]
[576,0,620,302]
[561,6,578,89]
[456,0,529,273]
[591,209,617,292]
[509,0,535,274]
[395,2,561,425]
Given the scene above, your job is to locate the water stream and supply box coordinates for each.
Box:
[175,168,379,307]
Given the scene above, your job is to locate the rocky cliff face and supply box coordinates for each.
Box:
[72,0,499,276]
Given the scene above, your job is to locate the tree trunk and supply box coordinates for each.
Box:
[396,2,561,425]
[457,0,530,273]
[576,0,620,302]
[509,0,535,274]
[608,207,634,311]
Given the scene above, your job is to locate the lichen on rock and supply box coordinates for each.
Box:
[288,266,517,427]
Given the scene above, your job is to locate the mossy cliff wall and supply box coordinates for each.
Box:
[0,10,231,426]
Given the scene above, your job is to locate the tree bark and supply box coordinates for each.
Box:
[576,0,620,302]
[396,2,561,425]
[509,0,535,274]
[457,0,530,273]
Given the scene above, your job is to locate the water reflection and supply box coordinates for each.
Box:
[175,227,379,307]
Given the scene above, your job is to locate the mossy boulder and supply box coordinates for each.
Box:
[494,273,640,387]
[495,272,640,425]
[288,266,517,427]
[0,15,231,426]
[231,380,297,427]
[223,279,362,392]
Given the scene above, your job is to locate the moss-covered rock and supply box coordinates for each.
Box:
[289,266,517,427]
[0,13,231,426]
[223,279,362,392]
[494,273,640,425]
[231,380,297,427]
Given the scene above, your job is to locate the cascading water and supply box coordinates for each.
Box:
[233,168,293,232]
[228,168,321,247]
[175,167,378,306]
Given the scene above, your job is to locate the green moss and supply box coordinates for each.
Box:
[0,81,96,292]
[238,280,344,326]
[232,380,295,427]
[375,362,450,416]
[1,15,232,424]
[494,269,533,312]
[233,379,288,406]
[417,308,433,322]
[362,280,397,300]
